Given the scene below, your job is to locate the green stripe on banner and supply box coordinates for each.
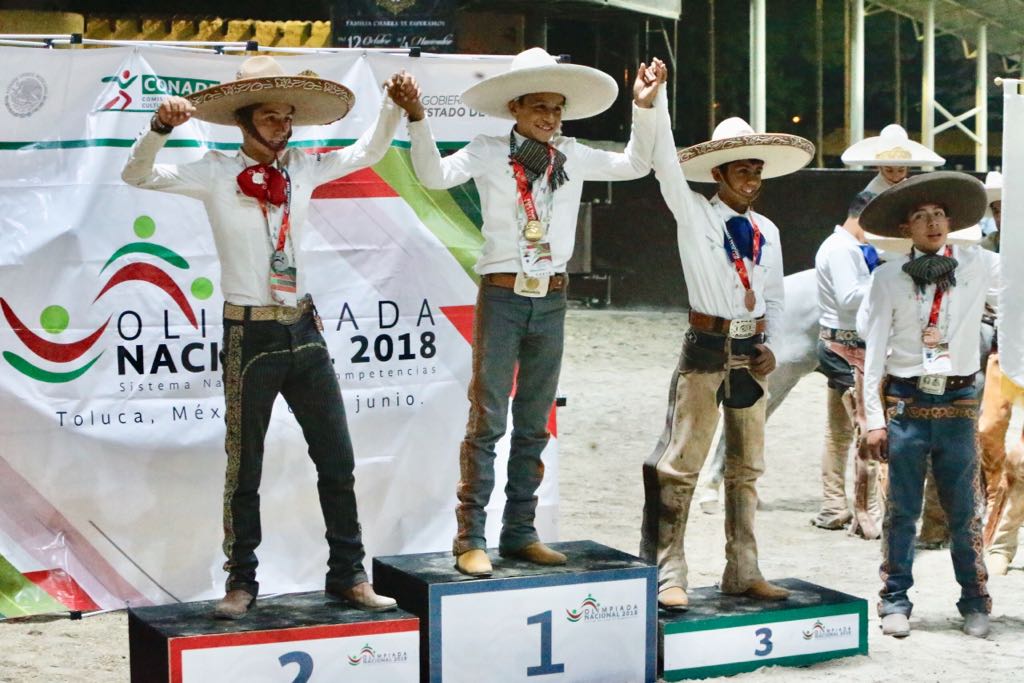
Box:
[0,554,66,618]
[373,147,483,282]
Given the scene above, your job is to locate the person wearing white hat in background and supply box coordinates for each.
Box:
[977,170,1024,576]
[811,190,884,539]
[121,56,425,619]
[857,172,998,638]
[845,123,948,550]
[398,47,662,577]
[639,63,814,610]
[842,123,945,195]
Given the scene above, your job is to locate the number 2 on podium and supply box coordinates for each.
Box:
[527,610,565,676]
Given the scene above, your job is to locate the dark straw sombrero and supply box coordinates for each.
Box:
[859,171,988,238]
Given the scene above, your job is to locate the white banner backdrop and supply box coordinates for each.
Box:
[0,46,560,612]
[1000,79,1024,391]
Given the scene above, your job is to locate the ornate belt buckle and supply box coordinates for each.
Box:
[917,374,947,395]
[728,318,756,339]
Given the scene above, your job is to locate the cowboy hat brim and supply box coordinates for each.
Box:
[841,136,944,167]
[461,64,618,121]
[859,171,988,237]
[187,76,355,126]
[987,187,1002,203]
[678,134,815,183]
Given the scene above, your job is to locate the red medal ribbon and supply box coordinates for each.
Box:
[723,215,762,292]
[509,139,555,227]
[925,244,953,326]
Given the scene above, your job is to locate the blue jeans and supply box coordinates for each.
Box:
[879,381,990,617]
[221,307,366,597]
[454,284,566,555]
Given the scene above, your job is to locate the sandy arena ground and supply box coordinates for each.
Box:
[3,307,1024,682]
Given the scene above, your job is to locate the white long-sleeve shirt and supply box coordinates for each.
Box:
[816,226,872,330]
[650,92,784,346]
[857,244,1000,430]
[406,103,656,275]
[121,98,403,306]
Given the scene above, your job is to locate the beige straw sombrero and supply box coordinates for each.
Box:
[677,117,814,183]
[841,124,944,168]
[186,56,355,127]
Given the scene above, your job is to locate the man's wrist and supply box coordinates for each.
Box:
[150,113,173,135]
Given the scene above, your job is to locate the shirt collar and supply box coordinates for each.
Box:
[237,148,281,168]
[711,194,750,222]
[911,244,953,259]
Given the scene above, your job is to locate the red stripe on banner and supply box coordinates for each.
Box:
[169,618,420,683]
[440,305,475,345]
[0,298,110,363]
[311,167,399,199]
[22,569,101,612]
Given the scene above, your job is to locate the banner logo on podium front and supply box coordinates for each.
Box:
[346,642,411,667]
[564,592,640,623]
[802,619,854,641]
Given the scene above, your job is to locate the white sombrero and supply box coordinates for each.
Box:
[677,117,814,183]
[841,124,944,168]
[860,171,987,240]
[186,56,355,127]
[986,171,1003,203]
[461,47,618,121]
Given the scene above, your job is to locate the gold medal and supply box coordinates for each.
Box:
[921,325,942,348]
[526,277,540,289]
[744,289,756,311]
[523,219,544,242]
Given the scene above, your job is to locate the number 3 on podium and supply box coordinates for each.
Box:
[754,627,773,657]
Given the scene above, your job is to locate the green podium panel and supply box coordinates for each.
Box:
[660,578,868,680]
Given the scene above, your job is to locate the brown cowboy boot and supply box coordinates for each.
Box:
[499,542,567,566]
[327,582,397,612]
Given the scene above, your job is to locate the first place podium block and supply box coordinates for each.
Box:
[660,578,868,680]
[373,540,657,683]
[129,591,420,683]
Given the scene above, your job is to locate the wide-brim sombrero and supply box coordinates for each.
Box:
[842,123,944,167]
[859,171,987,237]
[461,47,617,121]
[678,117,814,183]
[186,56,354,127]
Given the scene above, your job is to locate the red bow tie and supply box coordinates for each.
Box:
[237,164,288,206]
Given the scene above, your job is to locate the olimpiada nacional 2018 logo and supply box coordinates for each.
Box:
[346,642,409,666]
[1,215,214,384]
[565,593,639,623]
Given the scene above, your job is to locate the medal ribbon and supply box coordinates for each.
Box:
[723,215,762,292]
[509,131,556,231]
[924,244,953,329]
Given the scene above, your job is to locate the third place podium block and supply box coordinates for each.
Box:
[659,578,868,680]
[373,540,657,682]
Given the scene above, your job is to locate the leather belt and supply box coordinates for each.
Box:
[885,396,978,421]
[223,296,312,324]
[886,374,975,392]
[819,326,862,344]
[482,272,568,292]
[688,311,766,340]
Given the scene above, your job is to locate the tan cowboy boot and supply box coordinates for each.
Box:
[813,388,854,530]
[328,581,397,612]
[455,549,493,577]
[723,579,790,601]
[213,589,255,619]
[658,586,689,611]
[500,542,567,566]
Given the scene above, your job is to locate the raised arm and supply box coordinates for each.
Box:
[121,96,211,199]
[649,86,705,240]
[311,81,405,184]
